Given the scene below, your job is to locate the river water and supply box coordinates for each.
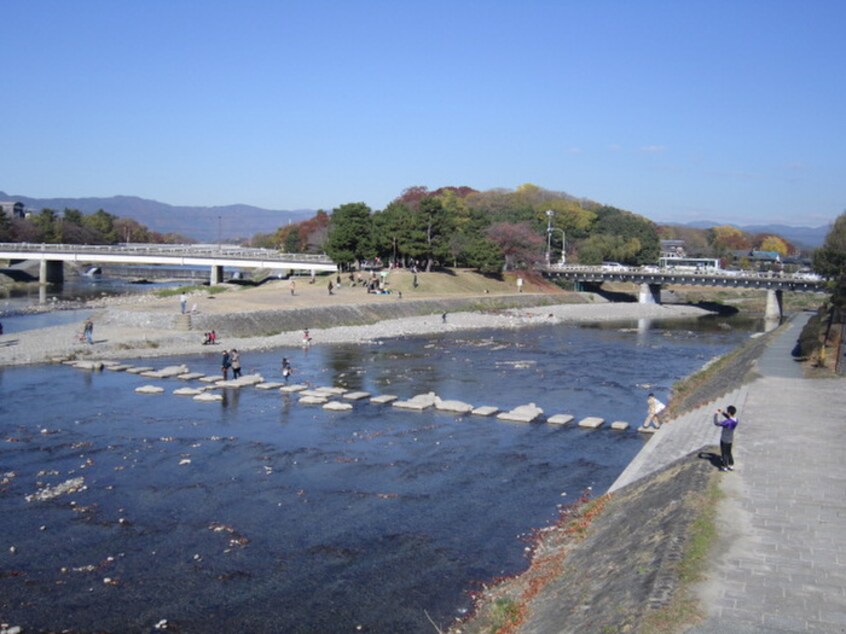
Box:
[0,314,758,633]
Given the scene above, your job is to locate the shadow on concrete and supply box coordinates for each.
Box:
[697,451,724,469]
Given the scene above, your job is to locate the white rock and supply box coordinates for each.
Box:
[135,385,164,394]
[578,416,605,429]
[497,403,544,423]
[471,406,499,417]
[173,387,203,396]
[393,392,437,411]
[255,382,283,390]
[125,366,154,374]
[299,395,328,405]
[193,392,223,402]
[73,360,104,371]
[610,421,629,430]
[280,383,308,393]
[547,414,575,425]
[177,372,206,380]
[434,397,474,414]
[370,394,398,404]
[343,391,371,401]
[323,401,353,411]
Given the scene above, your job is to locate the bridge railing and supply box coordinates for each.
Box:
[0,242,334,263]
[543,263,826,284]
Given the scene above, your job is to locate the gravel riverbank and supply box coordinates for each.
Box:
[0,287,710,367]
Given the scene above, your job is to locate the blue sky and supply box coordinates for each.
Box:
[3,1,844,226]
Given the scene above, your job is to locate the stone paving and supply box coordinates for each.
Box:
[612,313,846,633]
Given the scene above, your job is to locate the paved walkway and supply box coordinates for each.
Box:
[611,313,846,633]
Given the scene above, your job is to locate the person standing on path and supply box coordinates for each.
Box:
[713,405,739,471]
[221,350,231,380]
[290,279,296,296]
[83,318,94,344]
[642,393,666,430]
[230,349,241,379]
[179,293,188,315]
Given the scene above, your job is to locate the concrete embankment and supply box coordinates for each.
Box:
[453,314,817,634]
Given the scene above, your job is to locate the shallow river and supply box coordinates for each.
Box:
[0,315,757,633]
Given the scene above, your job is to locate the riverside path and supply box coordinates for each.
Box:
[613,313,846,633]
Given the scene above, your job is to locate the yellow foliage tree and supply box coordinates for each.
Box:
[759,235,789,256]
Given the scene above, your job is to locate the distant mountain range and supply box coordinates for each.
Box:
[673,220,830,249]
[1,191,832,248]
[0,192,314,243]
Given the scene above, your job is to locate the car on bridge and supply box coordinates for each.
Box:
[601,262,627,271]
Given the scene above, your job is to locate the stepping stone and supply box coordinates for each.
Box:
[299,395,328,405]
[370,394,397,404]
[106,364,131,372]
[177,372,205,380]
[135,385,164,394]
[393,393,437,411]
[199,376,223,383]
[300,389,331,398]
[323,401,353,411]
[610,421,630,431]
[144,365,189,378]
[126,366,154,374]
[471,406,499,417]
[315,386,347,396]
[73,360,104,371]
[547,414,575,425]
[578,417,605,429]
[434,398,474,414]
[230,374,264,386]
[497,403,544,423]
[637,426,659,434]
[255,382,283,390]
[280,384,308,393]
[193,392,223,402]
[173,387,204,396]
[343,391,371,401]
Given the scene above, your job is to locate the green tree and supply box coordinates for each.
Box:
[32,208,60,243]
[813,211,846,307]
[325,202,373,268]
[465,237,505,274]
[82,209,118,243]
[592,207,659,265]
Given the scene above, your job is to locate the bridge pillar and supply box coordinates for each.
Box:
[765,289,783,321]
[638,283,662,305]
[210,265,224,285]
[39,259,64,284]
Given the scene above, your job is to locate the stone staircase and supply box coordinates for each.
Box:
[175,313,192,331]
[609,385,749,493]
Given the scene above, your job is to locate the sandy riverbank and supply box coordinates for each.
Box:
[0,277,712,367]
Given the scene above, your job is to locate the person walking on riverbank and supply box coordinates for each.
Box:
[180,293,188,314]
[83,318,94,345]
[290,279,296,296]
[642,393,666,430]
[713,405,739,471]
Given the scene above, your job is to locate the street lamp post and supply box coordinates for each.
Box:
[545,210,553,267]
[557,229,566,265]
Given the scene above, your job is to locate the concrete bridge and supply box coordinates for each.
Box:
[0,242,337,285]
[543,265,827,320]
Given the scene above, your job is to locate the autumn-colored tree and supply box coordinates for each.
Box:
[486,222,544,270]
[757,235,790,256]
[709,225,751,254]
